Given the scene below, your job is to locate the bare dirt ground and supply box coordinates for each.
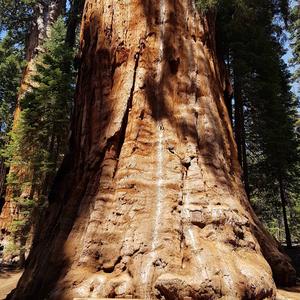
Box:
[0,267,22,300]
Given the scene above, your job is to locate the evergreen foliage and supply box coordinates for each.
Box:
[290,2,300,82]
[0,0,37,44]
[2,17,75,248]
[0,31,23,221]
[195,0,219,11]
[0,32,23,148]
[213,0,300,246]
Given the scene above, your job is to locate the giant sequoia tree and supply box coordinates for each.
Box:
[9,0,296,299]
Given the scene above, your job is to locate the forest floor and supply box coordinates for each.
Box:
[0,266,22,300]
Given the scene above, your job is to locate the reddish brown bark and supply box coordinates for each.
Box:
[8,1,295,299]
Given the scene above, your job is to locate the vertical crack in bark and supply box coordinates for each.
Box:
[112,41,142,179]
[179,167,186,269]
[110,1,114,44]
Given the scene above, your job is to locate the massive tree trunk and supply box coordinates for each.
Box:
[0,0,65,263]
[9,0,295,299]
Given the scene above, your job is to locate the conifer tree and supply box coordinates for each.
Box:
[290,1,300,82]
[251,56,299,248]
[0,0,36,44]
[0,32,23,147]
[0,32,23,208]
[214,0,300,247]
[2,17,75,261]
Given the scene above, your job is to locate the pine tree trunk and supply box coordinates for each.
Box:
[278,177,292,249]
[0,0,65,264]
[8,1,295,299]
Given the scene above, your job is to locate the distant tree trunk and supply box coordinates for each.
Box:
[224,77,233,123]
[233,70,250,198]
[278,176,292,248]
[0,0,65,264]
[19,235,27,268]
[9,1,295,299]
[65,0,85,47]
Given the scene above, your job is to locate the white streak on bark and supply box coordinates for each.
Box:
[141,1,167,298]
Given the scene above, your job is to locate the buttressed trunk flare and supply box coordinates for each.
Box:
[9,0,295,299]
